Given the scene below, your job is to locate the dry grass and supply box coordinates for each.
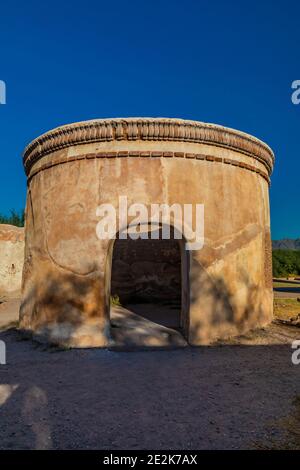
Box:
[273,281,300,288]
[110,294,122,306]
[274,298,300,321]
[279,396,300,449]
[255,396,300,450]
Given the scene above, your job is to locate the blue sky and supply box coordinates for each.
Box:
[0,0,299,239]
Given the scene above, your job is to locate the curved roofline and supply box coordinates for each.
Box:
[23,117,274,176]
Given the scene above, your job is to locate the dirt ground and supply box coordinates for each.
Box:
[0,297,299,449]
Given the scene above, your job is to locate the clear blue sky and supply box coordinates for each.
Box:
[0,0,299,239]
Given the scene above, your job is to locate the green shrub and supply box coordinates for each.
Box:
[272,249,300,277]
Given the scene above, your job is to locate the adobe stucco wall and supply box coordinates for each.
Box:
[0,224,24,298]
[19,118,274,347]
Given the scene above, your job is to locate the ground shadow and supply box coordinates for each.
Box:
[0,324,299,450]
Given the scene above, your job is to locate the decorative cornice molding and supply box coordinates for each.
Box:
[23,118,274,176]
[27,150,270,185]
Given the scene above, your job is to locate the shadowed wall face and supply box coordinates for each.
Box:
[20,118,275,348]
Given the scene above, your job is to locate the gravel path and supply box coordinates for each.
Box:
[0,324,299,450]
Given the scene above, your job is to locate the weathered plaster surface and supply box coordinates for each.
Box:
[0,225,24,298]
[20,118,274,347]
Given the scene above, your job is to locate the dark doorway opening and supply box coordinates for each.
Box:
[111,229,183,332]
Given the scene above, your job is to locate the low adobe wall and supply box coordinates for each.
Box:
[19,118,274,347]
[0,224,24,298]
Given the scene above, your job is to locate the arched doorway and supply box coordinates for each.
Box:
[109,225,189,342]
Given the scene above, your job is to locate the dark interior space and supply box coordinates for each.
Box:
[111,231,182,329]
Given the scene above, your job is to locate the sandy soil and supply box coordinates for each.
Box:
[110,304,187,349]
[274,291,300,299]
[0,330,299,448]
[0,299,299,450]
[126,303,181,329]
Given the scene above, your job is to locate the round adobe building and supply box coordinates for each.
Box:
[20,118,274,348]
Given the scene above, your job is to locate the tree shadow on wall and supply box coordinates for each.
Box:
[19,262,104,333]
[188,259,268,343]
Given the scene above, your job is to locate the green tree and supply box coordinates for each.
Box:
[0,209,25,227]
[272,249,300,277]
